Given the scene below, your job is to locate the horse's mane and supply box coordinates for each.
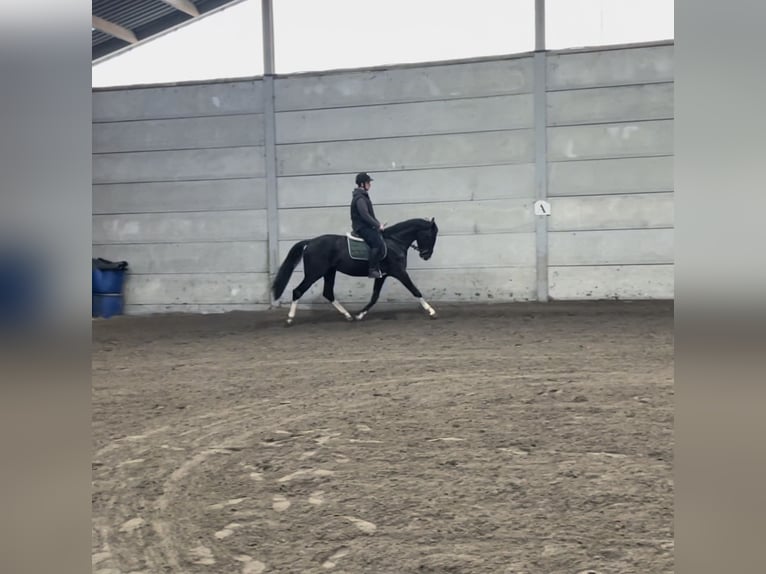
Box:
[382,218,431,237]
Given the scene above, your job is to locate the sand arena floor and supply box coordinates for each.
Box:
[92,301,673,574]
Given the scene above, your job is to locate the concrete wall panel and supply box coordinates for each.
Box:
[93,114,264,153]
[549,229,673,266]
[548,83,673,126]
[277,130,534,176]
[549,265,673,300]
[123,273,270,305]
[92,179,267,214]
[275,57,534,110]
[278,164,536,208]
[93,80,263,122]
[92,241,268,274]
[276,94,533,143]
[548,120,672,161]
[550,193,674,231]
[547,44,673,90]
[93,147,266,183]
[548,156,673,196]
[93,210,268,244]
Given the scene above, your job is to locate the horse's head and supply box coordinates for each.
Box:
[415,218,439,260]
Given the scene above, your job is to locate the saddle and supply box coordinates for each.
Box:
[346,231,387,261]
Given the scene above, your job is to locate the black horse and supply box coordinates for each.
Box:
[272,218,439,325]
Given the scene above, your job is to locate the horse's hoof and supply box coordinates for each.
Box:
[285,319,294,327]
[355,312,367,321]
[345,315,354,322]
[428,312,438,320]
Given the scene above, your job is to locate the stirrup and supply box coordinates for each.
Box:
[368,269,383,279]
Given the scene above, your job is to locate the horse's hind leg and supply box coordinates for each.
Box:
[356,276,387,320]
[323,270,353,322]
[286,272,322,326]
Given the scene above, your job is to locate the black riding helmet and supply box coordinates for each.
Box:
[355,172,374,186]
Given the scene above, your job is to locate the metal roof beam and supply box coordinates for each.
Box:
[92,15,138,44]
[160,0,201,18]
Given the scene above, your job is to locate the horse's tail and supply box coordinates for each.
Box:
[272,240,309,300]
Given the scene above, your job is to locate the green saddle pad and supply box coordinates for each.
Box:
[346,235,388,261]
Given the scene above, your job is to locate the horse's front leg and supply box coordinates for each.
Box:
[390,270,437,318]
[356,276,387,320]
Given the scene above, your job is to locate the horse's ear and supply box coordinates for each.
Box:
[430,217,435,224]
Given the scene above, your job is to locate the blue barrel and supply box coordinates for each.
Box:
[92,258,128,318]
[92,258,128,295]
[92,267,126,294]
[92,294,124,318]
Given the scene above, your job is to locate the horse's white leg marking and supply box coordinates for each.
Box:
[419,297,437,317]
[331,300,353,321]
[286,301,298,323]
[355,310,368,321]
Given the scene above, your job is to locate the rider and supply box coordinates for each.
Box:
[350,172,385,279]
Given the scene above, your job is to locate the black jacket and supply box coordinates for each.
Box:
[350,187,380,232]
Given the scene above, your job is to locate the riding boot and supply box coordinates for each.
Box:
[367,247,383,279]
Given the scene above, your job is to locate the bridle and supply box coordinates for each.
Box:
[410,227,436,254]
[385,222,434,255]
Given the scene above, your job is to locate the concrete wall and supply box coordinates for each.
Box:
[92,41,673,313]
[546,44,674,299]
[92,80,269,313]
[273,56,537,305]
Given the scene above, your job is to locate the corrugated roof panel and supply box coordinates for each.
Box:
[122,5,182,32]
[91,29,112,46]
[93,0,244,60]
[95,0,175,28]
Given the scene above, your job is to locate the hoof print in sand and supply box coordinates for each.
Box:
[272,495,291,512]
[344,516,377,534]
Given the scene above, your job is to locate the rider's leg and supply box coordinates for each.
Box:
[357,227,384,278]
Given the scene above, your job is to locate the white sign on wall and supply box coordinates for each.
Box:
[534,200,551,216]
